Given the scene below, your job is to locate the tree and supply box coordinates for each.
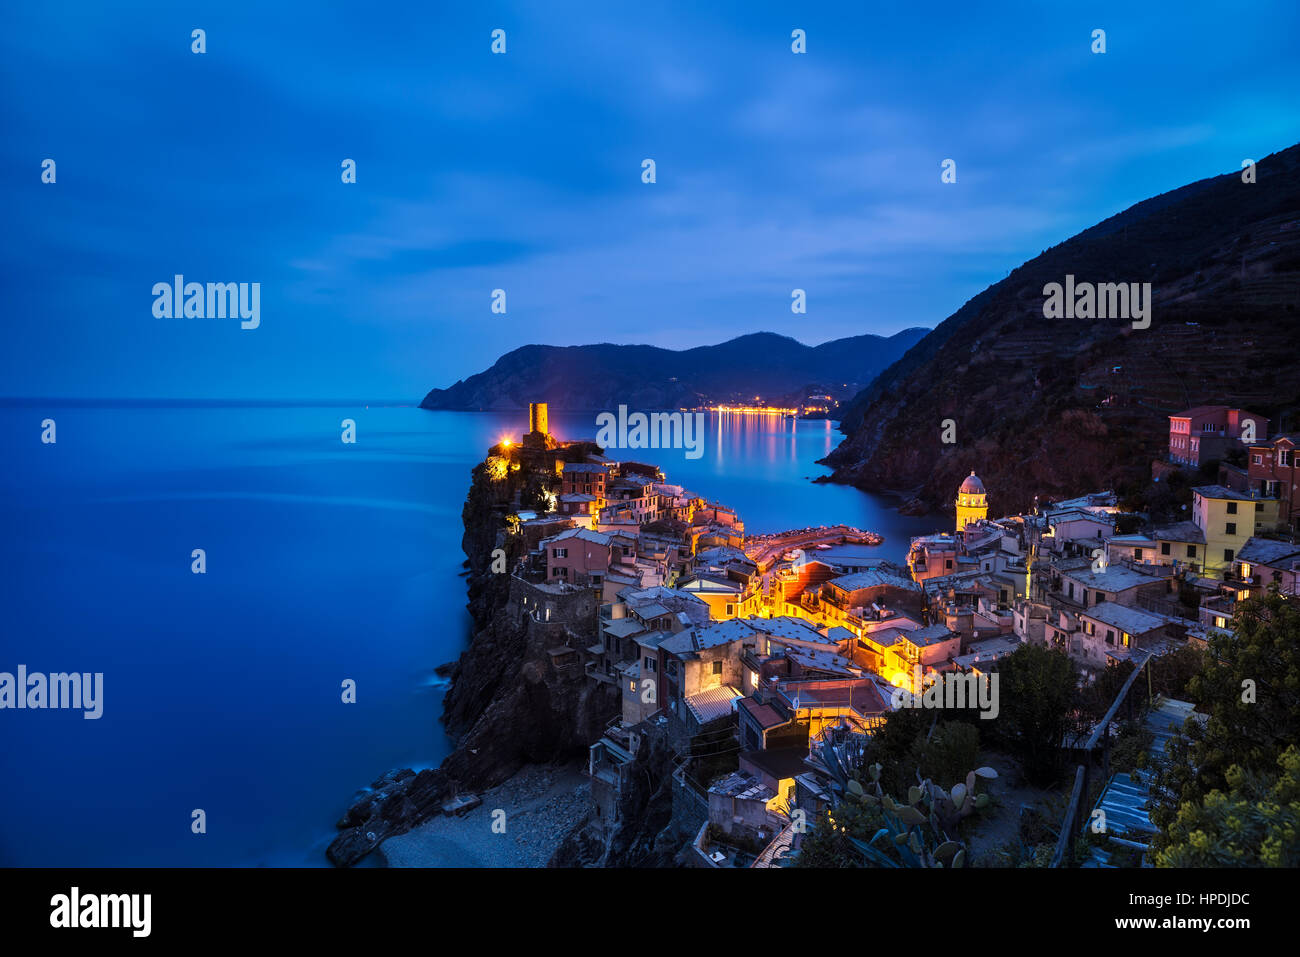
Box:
[907,721,980,790]
[1150,589,1300,853]
[989,644,1079,785]
[1155,746,1300,867]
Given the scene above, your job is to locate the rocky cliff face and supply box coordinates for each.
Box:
[549,732,690,868]
[825,143,1300,515]
[438,456,620,791]
[328,448,619,865]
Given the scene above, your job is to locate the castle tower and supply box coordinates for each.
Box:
[955,471,988,535]
[529,402,549,437]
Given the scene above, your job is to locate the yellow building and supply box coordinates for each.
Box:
[1191,485,1280,578]
[955,471,988,535]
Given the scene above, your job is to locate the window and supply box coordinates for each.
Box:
[1253,454,1263,465]
[1226,502,1238,515]
[1134,548,1144,560]
[1256,502,1264,512]
[1187,545,1197,558]
[1226,523,1236,536]
[725,603,736,616]
[1224,548,1235,562]
[945,560,953,569]
[666,660,677,677]
[711,660,723,676]
[643,657,656,673]
[1105,629,1115,645]
[553,547,568,558]
[1280,450,1292,467]
[1161,542,1171,555]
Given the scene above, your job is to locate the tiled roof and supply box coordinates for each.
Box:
[602,618,647,639]
[542,527,612,546]
[1170,405,1229,418]
[1192,485,1267,502]
[1151,521,1205,544]
[738,697,788,730]
[1061,564,1158,591]
[897,623,958,648]
[1236,537,1300,566]
[660,618,759,656]
[756,616,835,646]
[684,685,743,724]
[1082,601,1168,635]
[863,627,908,648]
[827,569,920,592]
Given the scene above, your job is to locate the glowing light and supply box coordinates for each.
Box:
[501,437,513,447]
[708,405,798,415]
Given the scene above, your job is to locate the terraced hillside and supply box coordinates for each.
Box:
[824,143,1300,516]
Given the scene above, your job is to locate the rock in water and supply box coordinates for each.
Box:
[327,768,452,867]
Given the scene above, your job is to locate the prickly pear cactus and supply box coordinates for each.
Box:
[839,762,998,868]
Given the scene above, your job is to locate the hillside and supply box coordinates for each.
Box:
[824,143,1300,516]
[419,329,928,411]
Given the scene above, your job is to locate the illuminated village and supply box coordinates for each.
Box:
[481,403,1299,867]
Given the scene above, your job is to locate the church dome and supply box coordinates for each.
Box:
[958,471,985,495]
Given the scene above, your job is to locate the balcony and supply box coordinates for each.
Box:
[585,661,619,686]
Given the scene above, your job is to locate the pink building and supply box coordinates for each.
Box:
[1169,406,1269,467]
[1248,433,1299,525]
[542,527,615,586]
[562,462,609,498]
[907,533,960,582]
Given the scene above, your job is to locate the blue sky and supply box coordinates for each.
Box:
[2,1,1298,401]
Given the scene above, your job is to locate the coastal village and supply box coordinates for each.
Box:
[451,402,1298,867]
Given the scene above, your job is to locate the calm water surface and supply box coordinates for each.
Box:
[0,405,943,865]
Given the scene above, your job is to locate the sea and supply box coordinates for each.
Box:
[0,404,945,866]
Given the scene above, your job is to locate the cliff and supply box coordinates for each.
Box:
[824,143,1300,515]
[419,329,928,411]
[328,440,621,866]
[437,452,620,790]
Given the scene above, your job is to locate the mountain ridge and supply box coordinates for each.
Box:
[420,328,929,411]
[824,143,1300,515]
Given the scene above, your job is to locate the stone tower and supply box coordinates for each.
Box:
[955,471,988,535]
[529,402,549,437]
